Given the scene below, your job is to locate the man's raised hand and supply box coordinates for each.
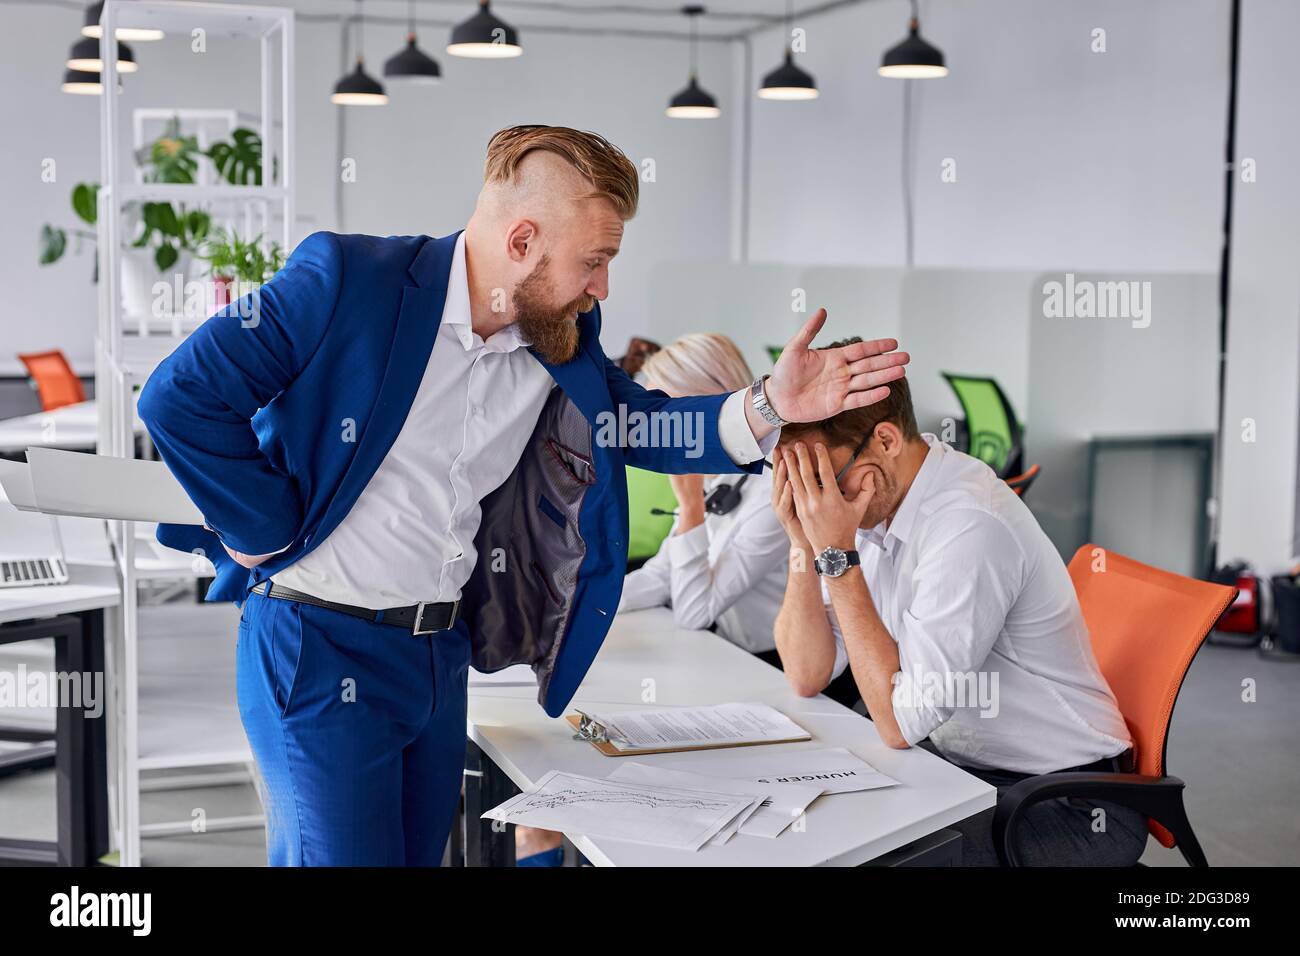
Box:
[765,309,909,424]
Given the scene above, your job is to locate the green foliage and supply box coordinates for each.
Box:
[207,128,265,186]
[196,227,285,284]
[71,182,98,225]
[42,121,277,281]
[39,224,67,265]
[133,202,211,272]
[137,117,200,184]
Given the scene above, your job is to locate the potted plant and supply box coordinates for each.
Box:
[40,120,270,298]
[195,227,285,309]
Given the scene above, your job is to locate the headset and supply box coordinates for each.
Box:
[649,471,757,518]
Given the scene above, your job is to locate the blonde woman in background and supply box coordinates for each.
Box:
[617,333,794,659]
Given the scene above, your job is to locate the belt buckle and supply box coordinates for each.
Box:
[411,602,435,636]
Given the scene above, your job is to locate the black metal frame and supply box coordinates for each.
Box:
[0,609,109,866]
[991,773,1206,867]
[1084,433,1214,579]
[462,740,518,867]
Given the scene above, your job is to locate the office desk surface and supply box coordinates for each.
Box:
[0,398,143,453]
[467,608,996,867]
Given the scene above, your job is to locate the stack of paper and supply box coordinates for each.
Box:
[606,763,822,841]
[481,770,761,852]
[590,701,811,752]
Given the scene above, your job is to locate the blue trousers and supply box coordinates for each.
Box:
[235,589,472,866]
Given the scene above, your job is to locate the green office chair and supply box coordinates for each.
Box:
[941,372,1025,479]
[625,465,678,570]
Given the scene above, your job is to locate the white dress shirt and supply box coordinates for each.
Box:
[274,231,767,607]
[617,470,788,653]
[823,434,1133,775]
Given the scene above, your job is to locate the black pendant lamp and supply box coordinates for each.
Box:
[81,2,164,42]
[879,0,948,79]
[332,0,388,105]
[667,6,719,118]
[384,0,441,82]
[447,1,522,59]
[62,67,120,95]
[758,0,818,100]
[67,36,138,73]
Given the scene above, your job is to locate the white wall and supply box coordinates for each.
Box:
[0,2,734,374]
[739,0,1300,570]
[744,0,1228,272]
[1219,0,1300,570]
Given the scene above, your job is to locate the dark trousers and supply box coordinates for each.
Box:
[918,740,1149,867]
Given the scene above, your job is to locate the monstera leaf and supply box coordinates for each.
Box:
[208,128,266,186]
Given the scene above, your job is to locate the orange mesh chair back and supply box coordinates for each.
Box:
[18,350,85,411]
[1067,544,1235,848]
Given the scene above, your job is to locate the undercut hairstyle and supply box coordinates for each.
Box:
[483,125,640,220]
[778,337,921,448]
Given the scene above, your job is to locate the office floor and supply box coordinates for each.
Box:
[1,638,1297,866]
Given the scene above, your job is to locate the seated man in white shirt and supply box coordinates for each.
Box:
[770,341,1147,866]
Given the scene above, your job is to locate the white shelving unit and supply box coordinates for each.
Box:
[96,0,295,867]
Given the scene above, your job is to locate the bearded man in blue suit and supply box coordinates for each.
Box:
[138,125,909,866]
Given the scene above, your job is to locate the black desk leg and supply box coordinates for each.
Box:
[0,610,107,867]
[463,740,517,867]
[58,611,109,867]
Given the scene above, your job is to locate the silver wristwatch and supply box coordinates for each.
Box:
[750,374,788,428]
[815,547,862,578]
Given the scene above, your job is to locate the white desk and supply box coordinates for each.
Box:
[466,608,996,867]
[0,398,143,454]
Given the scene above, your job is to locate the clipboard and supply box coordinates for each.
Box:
[566,710,812,757]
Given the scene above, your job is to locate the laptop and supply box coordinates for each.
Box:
[0,504,69,588]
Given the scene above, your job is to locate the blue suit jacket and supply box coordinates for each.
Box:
[138,230,760,715]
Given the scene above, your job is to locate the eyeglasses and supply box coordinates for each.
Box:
[833,434,871,484]
[766,434,871,487]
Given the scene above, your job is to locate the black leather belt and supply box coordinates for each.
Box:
[250,581,459,636]
[1060,747,1135,775]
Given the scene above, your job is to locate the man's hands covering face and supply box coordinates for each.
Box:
[776,442,876,556]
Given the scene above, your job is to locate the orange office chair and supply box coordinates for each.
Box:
[18,350,85,411]
[1003,463,1040,498]
[992,545,1236,866]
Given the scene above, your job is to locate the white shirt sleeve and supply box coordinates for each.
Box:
[889,511,1025,745]
[717,388,780,466]
[663,487,788,631]
[617,532,673,613]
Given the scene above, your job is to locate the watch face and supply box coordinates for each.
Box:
[818,548,849,577]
